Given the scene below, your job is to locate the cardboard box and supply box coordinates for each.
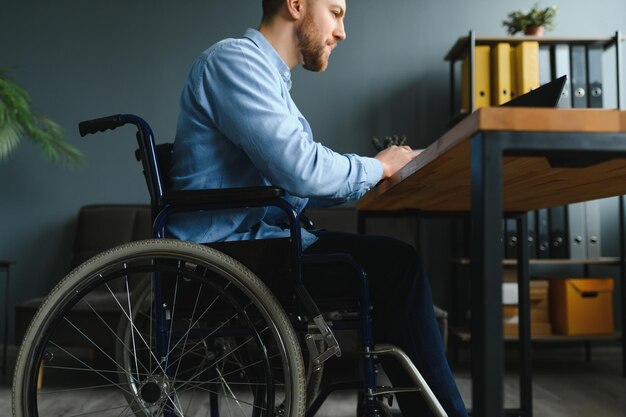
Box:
[504,322,552,337]
[550,278,614,335]
[530,281,549,322]
[503,280,551,336]
[502,301,549,323]
[502,280,550,320]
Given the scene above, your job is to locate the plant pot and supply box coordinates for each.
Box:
[524,25,545,36]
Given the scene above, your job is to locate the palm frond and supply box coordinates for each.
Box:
[28,113,85,165]
[0,67,85,165]
[0,118,24,161]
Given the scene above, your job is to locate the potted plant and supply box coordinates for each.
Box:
[0,67,84,165]
[502,3,558,36]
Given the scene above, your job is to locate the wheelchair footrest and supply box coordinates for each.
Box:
[372,386,421,396]
[305,315,341,369]
[371,344,449,417]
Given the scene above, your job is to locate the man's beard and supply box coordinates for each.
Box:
[296,14,329,72]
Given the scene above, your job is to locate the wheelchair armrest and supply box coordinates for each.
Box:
[160,186,285,208]
[155,186,304,262]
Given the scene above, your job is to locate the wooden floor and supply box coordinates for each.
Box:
[1,344,625,416]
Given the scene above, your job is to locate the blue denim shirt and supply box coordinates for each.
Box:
[167,29,383,249]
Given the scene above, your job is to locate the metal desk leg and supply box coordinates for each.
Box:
[471,132,505,417]
[516,214,532,416]
[619,196,626,378]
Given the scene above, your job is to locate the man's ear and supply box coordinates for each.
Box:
[285,0,305,20]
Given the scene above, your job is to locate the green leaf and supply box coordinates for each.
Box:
[28,113,85,165]
[0,67,85,165]
[0,119,23,161]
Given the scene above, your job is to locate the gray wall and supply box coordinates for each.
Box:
[1,1,625,343]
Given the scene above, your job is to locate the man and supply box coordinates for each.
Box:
[168,1,468,416]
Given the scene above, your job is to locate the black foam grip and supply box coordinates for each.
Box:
[78,114,124,137]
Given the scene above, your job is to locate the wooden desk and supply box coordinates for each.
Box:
[357,107,626,417]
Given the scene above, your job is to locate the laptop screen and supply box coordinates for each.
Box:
[502,75,567,108]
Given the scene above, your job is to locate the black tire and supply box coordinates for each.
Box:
[13,239,306,417]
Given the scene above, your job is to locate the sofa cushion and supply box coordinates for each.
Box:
[71,204,151,267]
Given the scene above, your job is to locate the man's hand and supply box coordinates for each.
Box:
[374,145,422,179]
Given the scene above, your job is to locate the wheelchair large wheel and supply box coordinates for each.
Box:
[13,239,306,417]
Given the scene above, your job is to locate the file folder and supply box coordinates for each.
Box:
[567,203,587,259]
[461,45,491,111]
[585,200,602,258]
[536,208,550,259]
[586,44,604,108]
[491,43,512,105]
[527,210,537,258]
[539,44,552,85]
[570,44,588,108]
[510,45,518,99]
[551,44,572,108]
[505,218,518,259]
[548,206,568,258]
[514,41,540,95]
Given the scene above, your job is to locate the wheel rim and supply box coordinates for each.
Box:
[19,247,297,417]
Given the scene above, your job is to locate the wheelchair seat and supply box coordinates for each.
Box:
[134,141,359,316]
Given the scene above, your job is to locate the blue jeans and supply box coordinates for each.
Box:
[304,230,468,417]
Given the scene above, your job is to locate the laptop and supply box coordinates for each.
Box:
[502,75,567,108]
[501,75,606,167]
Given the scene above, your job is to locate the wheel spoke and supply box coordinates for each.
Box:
[164,282,231,360]
[172,282,204,383]
[123,274,142,385]
[105,283,167,375]
[45,341,135,397]
[14,242,303,417]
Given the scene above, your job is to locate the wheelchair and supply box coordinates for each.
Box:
[12,114,447,417]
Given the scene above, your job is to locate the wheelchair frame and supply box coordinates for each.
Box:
[11,113,447,417]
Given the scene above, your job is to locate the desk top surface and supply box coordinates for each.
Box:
[357,108,626,212]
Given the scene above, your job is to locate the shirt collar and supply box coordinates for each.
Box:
[244,28,292,90]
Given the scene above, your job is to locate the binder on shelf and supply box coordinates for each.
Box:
[536,208,550,259]
[548,206,568,258]
[461,45,491,112]
[510,45,518,99]
[585,200,602,258]
[491,43,512,105]
[504,218,518,259]
[567,203,587,259]
[502,213,536,258]
[539,44,552,86]
[461,57,470,113]
[527,210,537,258]
[513,41,540,96]
[586,44,604,108]
[475,45,492,109]
[570,44,588,108]
[551,44,572,108]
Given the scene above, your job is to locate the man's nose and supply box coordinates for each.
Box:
[334,20,346,41]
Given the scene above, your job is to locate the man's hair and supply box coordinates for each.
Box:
[262,0,284,21]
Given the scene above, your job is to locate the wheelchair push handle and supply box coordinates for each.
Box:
[78,114,125,137]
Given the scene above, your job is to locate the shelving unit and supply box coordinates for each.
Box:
[448,204,625,417]
[451,257,621,266]
[445,30,624,120]
[444,32,625,355]
[452,328,622,343]
[449,258,623,340]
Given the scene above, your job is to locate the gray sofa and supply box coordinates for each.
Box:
[14,205,152,346]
